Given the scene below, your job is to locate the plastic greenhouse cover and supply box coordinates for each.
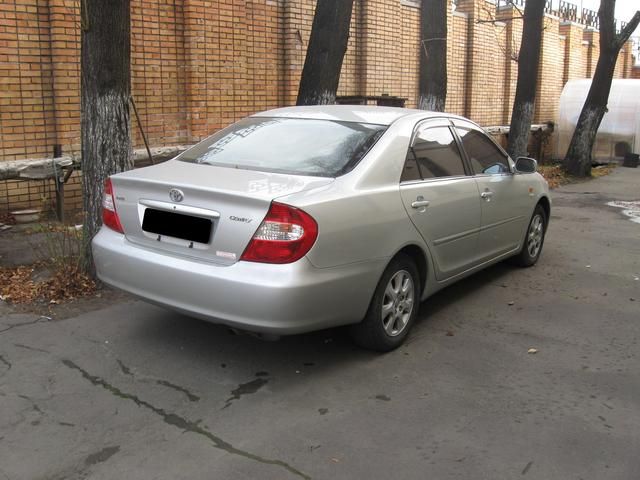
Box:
[557,79,640,161]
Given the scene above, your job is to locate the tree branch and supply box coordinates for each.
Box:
[615,11,640,49]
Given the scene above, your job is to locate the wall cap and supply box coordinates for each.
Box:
[400,0,420,8]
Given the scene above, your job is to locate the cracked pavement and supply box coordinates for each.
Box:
[1,167,639,479]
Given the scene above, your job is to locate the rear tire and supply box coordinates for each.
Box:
[512,204,547,267]
[350,253,420,352]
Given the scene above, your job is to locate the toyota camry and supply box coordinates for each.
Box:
[92,106,550,351]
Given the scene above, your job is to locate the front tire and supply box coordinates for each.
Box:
[351,254,420,352]
[512,204,547,267]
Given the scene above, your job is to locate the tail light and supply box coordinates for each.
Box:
[240,202,318,264]
[102,178,124,233]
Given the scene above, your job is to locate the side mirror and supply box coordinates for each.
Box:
[515,156,537,174]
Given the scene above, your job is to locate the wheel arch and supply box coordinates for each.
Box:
[537,195,551,225]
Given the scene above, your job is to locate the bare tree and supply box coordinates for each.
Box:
[565,1,639,176]
[418,0,447,111]
[297,0,355,105]
[81,0,133,274]
[507,0,545,159]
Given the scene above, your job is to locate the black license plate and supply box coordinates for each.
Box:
[142,208,212,244]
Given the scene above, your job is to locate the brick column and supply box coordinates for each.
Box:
[183,0,208,141]
[498,5,522,124]
[534,15,563,124]
[583,28,599,78]
[456,0,507,125]
[282,0,313,106]
[559,22,586,84]
[48,0,81,155]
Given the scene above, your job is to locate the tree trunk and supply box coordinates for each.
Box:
[564,2,639,177]
[418,0,447,111]
[296,0,354,106]
[507,0,545,160]
[81,0,132,275]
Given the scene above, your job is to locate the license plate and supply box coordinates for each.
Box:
[142,208,212,244]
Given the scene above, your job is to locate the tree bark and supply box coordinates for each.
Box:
[507,0,545,160]
[564,2,640,177]
[418,0,447,111]
[81,0,133,275]
[296,0,354,106]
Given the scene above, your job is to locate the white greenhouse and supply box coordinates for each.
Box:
[557,79,640,161]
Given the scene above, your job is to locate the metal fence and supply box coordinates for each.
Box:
[496,0,625,32]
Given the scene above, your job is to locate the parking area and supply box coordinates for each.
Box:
[1,168,639,480]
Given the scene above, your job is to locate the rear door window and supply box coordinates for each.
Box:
[401,126,467,182]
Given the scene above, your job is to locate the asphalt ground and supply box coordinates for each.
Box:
[1,167,639,479]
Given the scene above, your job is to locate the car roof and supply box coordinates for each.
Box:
[251,105,452,126]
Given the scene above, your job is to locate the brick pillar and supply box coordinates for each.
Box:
[583,28,599,78]
[48,0,81,155]
[534,15,563,123]
[183,0,208,141]
[336,0,364,98]
[624,40,634,78]
[456,0,507,125]
[360,0,402,97]
[282,0,316,106]
[498,5,522,124]
[445,7,470,116]
[617,40,633,79]
[559,22,586,84]
[455,0,475,118]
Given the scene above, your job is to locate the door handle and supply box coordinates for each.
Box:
[411,200,430,208]
[480,191,494,200]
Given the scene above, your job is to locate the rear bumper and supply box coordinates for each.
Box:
[92,227,386,335]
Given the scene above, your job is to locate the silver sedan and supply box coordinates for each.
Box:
[92,106,550,351]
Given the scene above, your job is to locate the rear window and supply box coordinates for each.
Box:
[178,117,387,177]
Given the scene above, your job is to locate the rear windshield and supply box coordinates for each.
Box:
[178,117,387,177]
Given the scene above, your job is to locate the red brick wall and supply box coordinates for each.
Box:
[1,0,637,215]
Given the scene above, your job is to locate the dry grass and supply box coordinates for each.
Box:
[538,163,616,189]
[0,263,96,305]
[591,164,616,178]
[538,164,570,189]
[0,223,96,305]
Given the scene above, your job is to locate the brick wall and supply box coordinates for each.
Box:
[1,0,637,216]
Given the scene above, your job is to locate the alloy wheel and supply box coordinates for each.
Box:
[381,270,415,337]
[527,214,544,258]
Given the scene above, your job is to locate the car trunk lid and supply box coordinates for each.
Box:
[110,160,333,265]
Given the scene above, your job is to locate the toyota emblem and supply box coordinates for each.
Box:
[169,188,184,203]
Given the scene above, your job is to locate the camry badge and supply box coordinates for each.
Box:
[169,188,184,203]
